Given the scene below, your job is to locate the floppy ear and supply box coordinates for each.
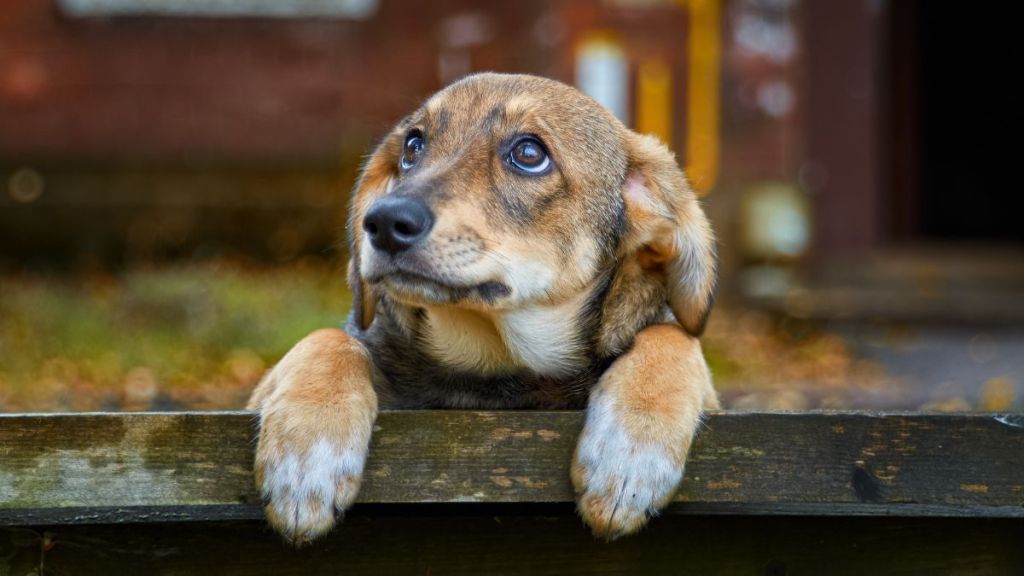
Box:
[621,134,717,336]
[347,138,397,331]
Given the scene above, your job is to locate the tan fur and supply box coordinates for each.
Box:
[251,73,719,544]
[249,329,378,546]
[573,324,718,538]
[422,306,514,373]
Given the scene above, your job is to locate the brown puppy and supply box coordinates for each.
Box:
[248,73,719,545]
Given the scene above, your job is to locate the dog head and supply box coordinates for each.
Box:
[348,73,715,370]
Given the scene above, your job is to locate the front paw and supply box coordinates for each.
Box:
[255,423,369,546]
[248,329,378,546]
[571,402,688,539]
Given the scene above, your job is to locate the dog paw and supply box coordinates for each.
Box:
[248,329,378,546]
[571,400,686,539]
[254,389,376,545]
[255,432,368,546]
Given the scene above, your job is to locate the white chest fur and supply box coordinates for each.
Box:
[422,290,590,377]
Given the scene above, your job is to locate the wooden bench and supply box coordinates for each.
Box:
[2,411,1022,574]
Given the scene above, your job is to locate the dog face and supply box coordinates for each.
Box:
[349,73,715,367]
[353,74,626,312]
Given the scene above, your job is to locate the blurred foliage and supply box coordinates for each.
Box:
[0,260,348,411]
[702,311,896,410]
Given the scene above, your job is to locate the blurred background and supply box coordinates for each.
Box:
[1,0,1021,412]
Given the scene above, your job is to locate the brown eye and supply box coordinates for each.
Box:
[401,131,425,170]
[508,137,551,174]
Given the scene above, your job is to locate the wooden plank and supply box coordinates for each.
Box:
[1,411,1023,525]
[3,516,1022,575]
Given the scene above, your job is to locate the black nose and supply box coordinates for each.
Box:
[362,196,434,256]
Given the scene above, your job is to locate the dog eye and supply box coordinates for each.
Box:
[401,131,425,170]
[508,137,551,175]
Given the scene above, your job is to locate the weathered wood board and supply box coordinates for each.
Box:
[1,411,1022,575]
[2,411,1022,524]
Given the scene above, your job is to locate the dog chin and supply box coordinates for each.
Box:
[374,271,512,308]
[379,274,461,305]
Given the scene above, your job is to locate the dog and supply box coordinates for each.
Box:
[248,72,719,546]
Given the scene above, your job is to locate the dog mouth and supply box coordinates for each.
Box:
[366,265,511,305]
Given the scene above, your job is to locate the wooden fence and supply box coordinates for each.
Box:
[2,411,1022,574]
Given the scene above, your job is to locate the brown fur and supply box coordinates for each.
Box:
[250,73,718,545]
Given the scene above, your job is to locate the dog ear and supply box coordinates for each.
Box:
[621,134,717,336]
[347,138,397,331]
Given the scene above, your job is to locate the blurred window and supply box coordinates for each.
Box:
[58,0,378,19]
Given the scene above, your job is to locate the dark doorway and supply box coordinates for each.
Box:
[892,3,1024,244]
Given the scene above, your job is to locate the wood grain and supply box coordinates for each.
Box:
[2,411,1023,525]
